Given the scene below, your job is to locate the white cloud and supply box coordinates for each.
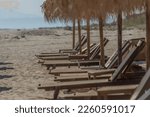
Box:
[0,0,19,9]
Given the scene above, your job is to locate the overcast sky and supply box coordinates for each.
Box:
[0,0,62,28]
[0,0,44,17]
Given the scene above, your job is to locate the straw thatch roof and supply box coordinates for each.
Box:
[42,0,146,22]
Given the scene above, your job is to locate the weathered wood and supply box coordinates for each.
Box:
[59,90,98,100]
[117,11,123,65]
[39,78,140,91]
[97,84,138,99]
[99,18,105,67]
[38,78,140,99]
[78,19,82,54]
[55,74,111,82]
[110,40,145,81]
[49,68,87,76]
[105,40,130,68]
[72,19,76,49]
[37,53,69,58]
[88,69,116,79]
[87,19,91,59]
[146,1,150,70]
[138,89,150,100]
[43,60,100,70]
[90,39,109,60]
[131,68,150,100]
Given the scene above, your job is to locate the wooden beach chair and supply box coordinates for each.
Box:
[43,59,100,70]
[36,35,87,58]
[39,43,96,61]
[38,40,145,99]
[38,38,109,62]
[97,68,149,100]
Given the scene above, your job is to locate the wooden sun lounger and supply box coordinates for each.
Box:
[38,40,145,99]
[43,60,100,70]
[97,70,148,100]
[38,38,109,61]
[38,43,96,61]
[56,72,144,99]
[36,35,87,58]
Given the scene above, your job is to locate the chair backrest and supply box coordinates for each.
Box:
[81,43,96,54]
[74,35,87,51]
[110,40,145,81]
[89,38,109,60]
[105,40,132,69]
[131,68,150,100]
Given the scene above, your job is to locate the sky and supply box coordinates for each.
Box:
[0,0,113,29]
[0,0,67,29]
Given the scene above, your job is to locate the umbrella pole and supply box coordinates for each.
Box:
[146,0,150,70]
[72,19,76,49]
[78,19,82,54]
[117,11,122,65]
[87,19,90,59]
[99,18,105,67]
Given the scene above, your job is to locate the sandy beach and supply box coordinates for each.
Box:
[0,28,145,99]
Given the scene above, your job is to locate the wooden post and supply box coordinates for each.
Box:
[146,0,150,70]
[99,18,105,67]
[72,19,76,49]
[87,19,90,59]
[78,19,82,54]
[117,11,123,65]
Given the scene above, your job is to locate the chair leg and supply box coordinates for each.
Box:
[54,87,60,99]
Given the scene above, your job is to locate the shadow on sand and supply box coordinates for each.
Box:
[0,67,14,70]
[0,62,13,65]
[0,87,12,92]
[0,75,15,79]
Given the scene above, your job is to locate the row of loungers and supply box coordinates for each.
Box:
[36,37,149,100]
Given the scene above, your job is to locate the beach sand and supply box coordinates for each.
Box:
[0,28,145,99]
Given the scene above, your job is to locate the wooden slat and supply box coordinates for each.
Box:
[38,78,140,99]
[55,74,111,82]
[88,69,116,79]
[97,84,138,99]
[138,89,150,100]
[110,40,145,81]
[131,68,150,100]
[43,60,100,69]
[105,40,130,68]
[38,78,140,91]
[49,68,87,76]
[59,90,98,100]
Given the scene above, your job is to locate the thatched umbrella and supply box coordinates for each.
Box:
[42,0,77,50]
